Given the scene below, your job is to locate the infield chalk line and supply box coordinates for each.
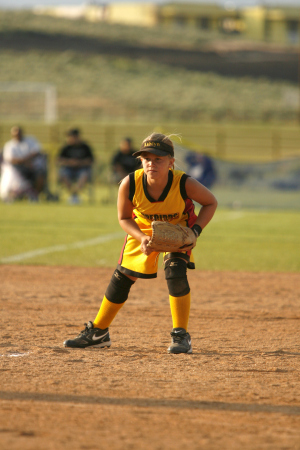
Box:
[0,352,32,358]
[1,212,244,264]
[0,232,124,263]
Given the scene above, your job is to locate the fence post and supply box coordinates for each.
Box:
[271,131,281,160]
[50,123,60,147]
[104,125,115,156]
[48,124,60,187]
[216,130,226,159]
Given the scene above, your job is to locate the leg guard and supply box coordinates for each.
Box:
[105,269,135,304]
[164,255,190,297]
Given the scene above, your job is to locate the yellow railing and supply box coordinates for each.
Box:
[1,122,300,167]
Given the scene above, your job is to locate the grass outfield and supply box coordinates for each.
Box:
[0,202,299,272]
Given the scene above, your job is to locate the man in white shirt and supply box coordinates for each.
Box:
[1,126,46,201]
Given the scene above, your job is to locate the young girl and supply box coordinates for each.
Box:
[64,133,217,354]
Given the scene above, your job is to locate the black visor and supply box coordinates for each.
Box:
[133,140,174,157]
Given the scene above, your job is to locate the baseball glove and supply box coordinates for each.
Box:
[147,221,197,253]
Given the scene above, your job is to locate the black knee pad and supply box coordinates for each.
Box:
[105,269,135,304]
[164,257,190,297]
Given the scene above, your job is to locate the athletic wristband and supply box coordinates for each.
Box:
[191,224,202,238]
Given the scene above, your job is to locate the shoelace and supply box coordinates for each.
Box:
[77,323,90,337]
[171,332,186,343]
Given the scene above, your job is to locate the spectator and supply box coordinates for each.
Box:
[111,137,140,183]
[0,126,49,202]
[57,128,94,204]
[185,151,217,189]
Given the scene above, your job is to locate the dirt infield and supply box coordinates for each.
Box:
[0,265,299,450]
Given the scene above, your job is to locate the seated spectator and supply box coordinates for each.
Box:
[185,151,217,189]
[111,137,140,183]
[0,126,49,202]
[57,128,94,204]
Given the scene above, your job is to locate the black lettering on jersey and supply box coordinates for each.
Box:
[140,212,179,222]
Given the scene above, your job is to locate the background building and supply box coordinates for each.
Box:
[33,2,300,44]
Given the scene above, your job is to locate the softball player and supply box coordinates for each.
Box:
[64,133,217,354]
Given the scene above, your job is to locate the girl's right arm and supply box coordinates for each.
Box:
[117,176,152,255]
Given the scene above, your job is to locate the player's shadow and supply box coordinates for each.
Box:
[0,391,299,416]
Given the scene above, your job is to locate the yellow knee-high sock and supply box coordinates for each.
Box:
[93,296,124,329]
[169,293,191,330]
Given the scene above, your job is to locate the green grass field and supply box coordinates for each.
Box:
[1,201,299,272]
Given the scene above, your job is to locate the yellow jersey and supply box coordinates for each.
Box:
[129,168,197,228]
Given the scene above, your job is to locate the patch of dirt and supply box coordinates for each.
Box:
[0,265,299,449]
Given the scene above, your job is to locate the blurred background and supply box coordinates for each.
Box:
[0,0,300,209]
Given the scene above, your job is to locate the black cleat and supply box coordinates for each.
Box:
[64,321,111,349]
[168,327,192,354]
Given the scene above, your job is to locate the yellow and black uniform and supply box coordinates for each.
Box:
[117,168,197,279]
[62,135,216,352]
